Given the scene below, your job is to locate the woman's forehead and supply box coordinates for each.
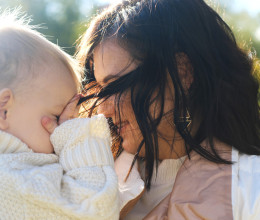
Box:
[93,40,138,84]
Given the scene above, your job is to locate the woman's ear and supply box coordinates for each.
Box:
[0,88,13,130]
[176,53,193,92]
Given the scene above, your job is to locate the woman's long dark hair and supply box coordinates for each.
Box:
[76,0,260,189]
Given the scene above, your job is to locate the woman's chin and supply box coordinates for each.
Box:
[121,142,137,155]
[121,140,145,157]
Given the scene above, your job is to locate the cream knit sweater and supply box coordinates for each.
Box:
[0,115,119,220]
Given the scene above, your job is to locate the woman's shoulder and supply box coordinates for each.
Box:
[144,146,260,220]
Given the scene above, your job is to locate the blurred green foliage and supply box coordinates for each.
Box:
[0,0,259,58]
[0,0,91,55]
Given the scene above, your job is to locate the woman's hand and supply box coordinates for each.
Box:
[41,94,81,134]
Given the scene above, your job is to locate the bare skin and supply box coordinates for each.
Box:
[41,94,80,135]
[94,40,187,160]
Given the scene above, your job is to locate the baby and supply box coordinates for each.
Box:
[0,10,119,220]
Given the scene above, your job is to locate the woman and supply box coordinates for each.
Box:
[76,0,260,219]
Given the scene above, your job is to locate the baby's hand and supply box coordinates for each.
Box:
[41,94,81,134]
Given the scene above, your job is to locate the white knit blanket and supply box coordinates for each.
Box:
[0,115,119,220]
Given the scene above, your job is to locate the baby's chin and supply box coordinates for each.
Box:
[28,144,54,154]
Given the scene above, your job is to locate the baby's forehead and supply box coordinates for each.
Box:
[7,58,79,104]
[6,47,80,92]
[21,61,78,105]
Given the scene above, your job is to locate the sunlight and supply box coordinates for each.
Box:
[255,27,260,42]
[234,0,260,15]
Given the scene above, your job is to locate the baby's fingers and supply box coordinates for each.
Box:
[41,116,58,134]
[59,94,81,125]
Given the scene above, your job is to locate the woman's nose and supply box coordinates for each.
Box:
[97,97,115,117]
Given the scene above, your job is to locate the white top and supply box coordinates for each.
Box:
[120,154,186,220]
[232,149,260,220]
[0,115,119,220]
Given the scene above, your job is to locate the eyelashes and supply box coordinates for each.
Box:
[55,115,60,121]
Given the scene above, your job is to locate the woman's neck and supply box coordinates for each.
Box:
[158,138,187,160]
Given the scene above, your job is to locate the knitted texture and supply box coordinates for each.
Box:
[51,115,114,170]
[0,115,119,220]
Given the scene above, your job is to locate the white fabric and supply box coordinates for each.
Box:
[115,151,145,210]
[232,148,260,220]
[123,156,186,220]
[0,115,119,220]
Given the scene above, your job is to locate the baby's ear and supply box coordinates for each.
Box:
[0,88,13,130]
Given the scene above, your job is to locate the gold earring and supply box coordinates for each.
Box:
[175,109,191,131]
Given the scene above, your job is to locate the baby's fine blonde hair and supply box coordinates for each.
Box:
[0,8,83,92]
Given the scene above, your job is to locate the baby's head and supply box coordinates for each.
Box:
[0,10,83,153]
